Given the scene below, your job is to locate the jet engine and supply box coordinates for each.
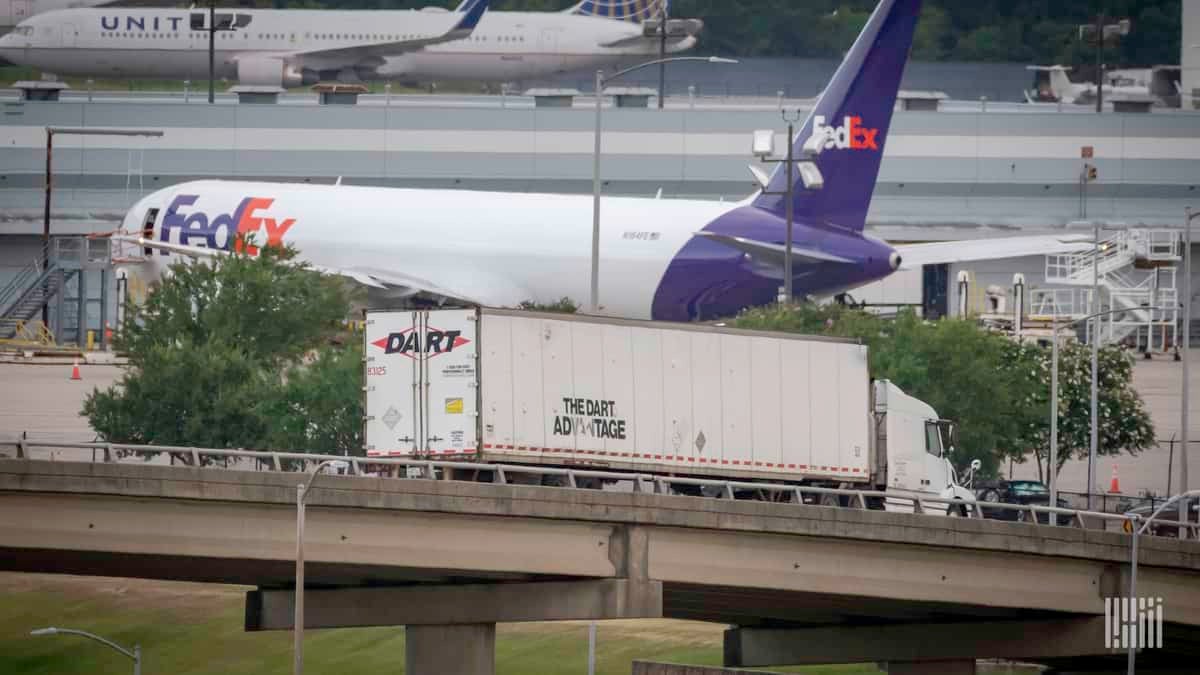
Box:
[236,58,317,88]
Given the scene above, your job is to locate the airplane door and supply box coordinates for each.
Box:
[539,28,564,71]
[36,20,61,46]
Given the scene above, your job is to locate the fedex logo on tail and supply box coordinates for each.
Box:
[810,115,880,151]
[159,194,295,255]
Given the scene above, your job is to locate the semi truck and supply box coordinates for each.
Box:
[363,308,976,511]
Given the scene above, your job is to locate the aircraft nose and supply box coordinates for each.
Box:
[889,251,902,270]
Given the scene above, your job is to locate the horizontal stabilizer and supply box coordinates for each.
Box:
[696,232,853,266]
[895,234,1093,270]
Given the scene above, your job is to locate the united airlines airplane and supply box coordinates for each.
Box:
[0,0,698,86]
[114,0,1087,322]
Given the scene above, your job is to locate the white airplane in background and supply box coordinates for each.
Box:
[1025,64,1169,105]
[113,0,1089,322]
[0,0,700,87]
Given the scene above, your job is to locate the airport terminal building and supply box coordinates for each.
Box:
[0,91,1198,342]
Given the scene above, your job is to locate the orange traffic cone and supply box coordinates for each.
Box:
[70,358,81,381]
[1109,465,1121,493]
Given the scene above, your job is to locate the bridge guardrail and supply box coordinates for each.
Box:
[4,439,1197,539]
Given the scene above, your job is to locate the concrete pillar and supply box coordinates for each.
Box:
[887,661,975,674]
[406,623,495,675]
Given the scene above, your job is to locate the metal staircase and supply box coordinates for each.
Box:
[1033,229,1181,350]
[0,260,78,341]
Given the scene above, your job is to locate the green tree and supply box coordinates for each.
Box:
[729,303,1154,481]
[1004,339,1156,484]
[84,248,364,459]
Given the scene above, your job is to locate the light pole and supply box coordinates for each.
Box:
[751,111,823,304]
[1048,306,1159,516]
[1182,208,1198,534]
[295,458,344,675]
[1125,489,1200,674]
[30,627,140,675]
[590,56,737,313]
[42,127,163,331]
[1090,218,1100,510]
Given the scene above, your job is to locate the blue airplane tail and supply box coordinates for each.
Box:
[568,0,668,23]
[752,0,921,233]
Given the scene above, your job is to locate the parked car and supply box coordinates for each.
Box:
[1125,498,1199,537]
[976,480,1072,525]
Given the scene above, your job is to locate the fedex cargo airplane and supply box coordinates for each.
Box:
[115,0,1088,322]
[0,0,698,87]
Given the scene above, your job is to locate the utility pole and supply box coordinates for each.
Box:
[209,1,216,104]
[1183,208,1197,535]
[1095,13,1104,114]
[657,4,667,109]
[783,117,795,302]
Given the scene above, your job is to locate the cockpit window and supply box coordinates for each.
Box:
[14,26,35,36]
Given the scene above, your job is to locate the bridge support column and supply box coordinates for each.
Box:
[886,660,975,674]
[406,623,495,675]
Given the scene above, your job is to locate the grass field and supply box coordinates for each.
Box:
[0,573,1041,674]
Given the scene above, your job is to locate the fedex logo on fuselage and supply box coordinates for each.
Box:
[810,115,880,151]
[159,194,295,255]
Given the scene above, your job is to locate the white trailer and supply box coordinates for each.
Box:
[364,308,974,506]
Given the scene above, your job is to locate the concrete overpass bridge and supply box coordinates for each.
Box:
[2,457,1200,675]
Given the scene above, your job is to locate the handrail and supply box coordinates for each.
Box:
[0,260,47,315]
[5,439,1196,539]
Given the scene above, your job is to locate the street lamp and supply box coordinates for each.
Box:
[1181,208,1198,534]
[1048,306,1160,516]
[42,127,163,333]
[30,627,140,675]
[589,56,737,313]
[1125,489,1200,674]
[1077,15,1131,113]
[294,458,345,675]
[751,113,825,304]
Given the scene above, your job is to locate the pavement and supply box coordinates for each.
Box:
[0,361,122,458]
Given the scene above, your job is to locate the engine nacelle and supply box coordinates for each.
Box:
[236,58,315,88]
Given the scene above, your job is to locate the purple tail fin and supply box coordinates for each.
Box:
[752,0,921,233]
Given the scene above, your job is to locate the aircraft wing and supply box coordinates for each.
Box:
[112,234,490,305]
[695,232,854,266]
[895,234,1093,270]
[285,0,488,61]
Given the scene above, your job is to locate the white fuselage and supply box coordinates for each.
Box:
[0,7,694,83]
[125,180,735,320]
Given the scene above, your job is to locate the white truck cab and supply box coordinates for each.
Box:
[874,380,976,514]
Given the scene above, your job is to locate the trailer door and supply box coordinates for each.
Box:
[364,309,478,457]
[420,308,478,456]
[364,311,420,457]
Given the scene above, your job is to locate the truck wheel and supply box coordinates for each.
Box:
[948,500,969,517]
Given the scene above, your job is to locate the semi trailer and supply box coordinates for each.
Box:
[363,308,976,510]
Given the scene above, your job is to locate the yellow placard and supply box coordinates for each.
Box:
[445,398,464,414]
